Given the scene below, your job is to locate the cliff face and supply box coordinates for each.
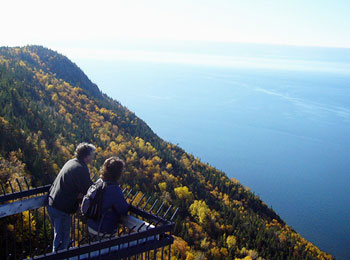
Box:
[0,45,333,260]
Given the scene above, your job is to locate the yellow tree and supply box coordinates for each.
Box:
[189,200,210,225]
[174,186,193,203]
[227,235,237,249]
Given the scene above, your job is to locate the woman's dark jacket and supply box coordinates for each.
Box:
[88,180,129,234]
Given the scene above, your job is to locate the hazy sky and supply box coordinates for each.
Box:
[1,0,350,51]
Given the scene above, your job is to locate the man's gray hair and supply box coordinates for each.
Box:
[75,143,96,161]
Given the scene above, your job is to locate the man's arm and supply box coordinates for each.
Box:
[74,166,93,195]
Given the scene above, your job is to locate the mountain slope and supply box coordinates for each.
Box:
[0,46,333,260]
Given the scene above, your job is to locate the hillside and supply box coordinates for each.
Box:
[0,46,333,260]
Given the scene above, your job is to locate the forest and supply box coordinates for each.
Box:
[0,46,333,260]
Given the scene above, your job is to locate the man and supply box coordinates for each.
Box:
[48,142,96,252]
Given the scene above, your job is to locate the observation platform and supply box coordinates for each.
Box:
[0,176,177,260]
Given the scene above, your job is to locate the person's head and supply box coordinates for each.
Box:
[75,142,96,164]
[100,157,125,182]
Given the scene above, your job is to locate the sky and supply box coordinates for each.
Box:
[1,0,350,52]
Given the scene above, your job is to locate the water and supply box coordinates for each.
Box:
[74,45,350,259]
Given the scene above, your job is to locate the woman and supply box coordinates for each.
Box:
[88,157,129,236]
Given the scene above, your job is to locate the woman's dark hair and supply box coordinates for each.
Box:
[75,142,96,161]
[100,157,125,182]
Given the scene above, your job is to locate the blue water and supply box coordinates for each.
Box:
[74,45,350,259]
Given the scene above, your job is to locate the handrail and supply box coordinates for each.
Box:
[0,184,50,203]
[32,234,174,260]
[0,194,47,217]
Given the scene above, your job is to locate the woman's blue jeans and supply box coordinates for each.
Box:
[47,205,72,252]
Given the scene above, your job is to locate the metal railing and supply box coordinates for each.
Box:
[0,176,177,260]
